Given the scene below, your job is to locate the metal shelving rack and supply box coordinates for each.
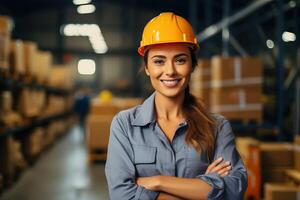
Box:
[193,0,300,140]
[0,72,74,140]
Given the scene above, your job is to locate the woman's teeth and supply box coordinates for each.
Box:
[161,79,179,87]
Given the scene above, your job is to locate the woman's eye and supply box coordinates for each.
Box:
[153,59,164,65]
[175,58,187,64]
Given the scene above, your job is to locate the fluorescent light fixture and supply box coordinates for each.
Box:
[282,31,296,42]
[77,4,96,14]
[62,24,108,54]
[289,1,296,8]
[78,59,96,75]
[73,0,91,5]
[266,39,274,49]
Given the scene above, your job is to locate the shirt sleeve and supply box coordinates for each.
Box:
[196,118,248,200]
[105,113,159,200]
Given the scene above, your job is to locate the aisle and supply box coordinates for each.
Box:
[0,126,109,200]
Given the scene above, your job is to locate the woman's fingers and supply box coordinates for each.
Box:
[205,157,232,177]
[219,171,229,178]
[210,161,231,173]
[217,165,231,177]
[205,157,223,174]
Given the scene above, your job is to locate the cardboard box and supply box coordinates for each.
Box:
[90,100,119,115]
[18,89,40,117]
[260,143,294,168]
[42,95,66,117]
[262,167,293,183]
[0,137,15,181]
[295,136,300,171]
[23,41,38,77]
[235,137,259,162]
[86,115,115,150]
[0,91,12,112]
[208,56,263,122]
[114,98,143,111]
[0,16,12,70]
[9,40,25,75]
[48,65,74,89]
[35,51,52,83]
[190,59,211,107]
[210,85,262,106]
[213,108,262,122]
[295,147,300,171]
[27,128,44,157]
[264,183,300,200]
[211,56,263,82]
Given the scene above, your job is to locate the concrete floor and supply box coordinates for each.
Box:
[0,126,109,200]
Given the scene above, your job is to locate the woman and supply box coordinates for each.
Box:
[105,12,247,200]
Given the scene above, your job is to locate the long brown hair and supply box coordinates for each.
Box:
[144,48,216,162]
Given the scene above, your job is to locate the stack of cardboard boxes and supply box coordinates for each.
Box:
[236,137,300,200]
[0,16,12,71]
[0,91,23,128]
[210,56,263,122]
[190,56,263,122]
[264,183,300,200]
[0,14,76,189]
[190,59,211,108]
[86,97,143,162]
[47,65,74,89]
[0,137,27,186]
[9,40,25,77]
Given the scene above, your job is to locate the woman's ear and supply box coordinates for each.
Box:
[144,66,150,76]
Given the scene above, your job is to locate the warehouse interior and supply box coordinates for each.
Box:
[0,0,300,199]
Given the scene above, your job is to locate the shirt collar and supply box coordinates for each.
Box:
[131,92,156,126]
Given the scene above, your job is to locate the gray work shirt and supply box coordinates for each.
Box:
[105,92,247,200]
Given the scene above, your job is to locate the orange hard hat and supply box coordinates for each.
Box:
[138,12,199,56]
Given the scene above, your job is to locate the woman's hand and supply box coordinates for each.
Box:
[205,157,231,178]
[136,176,161,191]
[157,192,183,200]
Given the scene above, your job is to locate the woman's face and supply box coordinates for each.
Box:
[145,43,193,98]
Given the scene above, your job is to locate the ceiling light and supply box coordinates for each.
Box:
[282,31,296,42]
[77,4,96,14]
[73,0,92,5]
[78,59,96,75]
[266,39,274,49]
[62,24,108,54]
[289,1,296,8]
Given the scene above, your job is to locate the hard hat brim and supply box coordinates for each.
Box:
[138,41,199,56]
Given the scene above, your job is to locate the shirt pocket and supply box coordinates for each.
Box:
[133,144,160,177]
[185,146,208,178]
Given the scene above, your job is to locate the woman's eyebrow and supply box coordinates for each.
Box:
[151,55,166,59]
[174,53,189,58]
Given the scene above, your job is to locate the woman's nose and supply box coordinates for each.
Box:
[165,62,176,76]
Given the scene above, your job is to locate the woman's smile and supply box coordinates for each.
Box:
[160,78,181,88]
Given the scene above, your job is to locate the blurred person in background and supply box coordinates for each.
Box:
[105,12,247,200]
[73,87,91,131]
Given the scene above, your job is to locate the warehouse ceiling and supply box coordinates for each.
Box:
[0,0,257,18]
[0,0,299,57]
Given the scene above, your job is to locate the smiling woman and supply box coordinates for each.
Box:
[145,44,192,98]
[105,12,248,200]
